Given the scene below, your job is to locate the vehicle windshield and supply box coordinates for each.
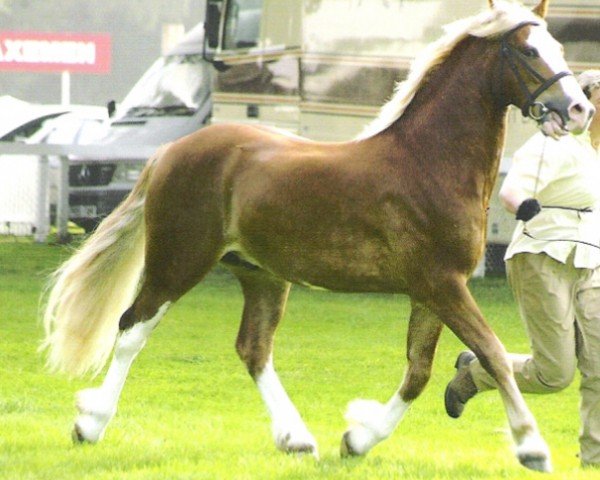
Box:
[116,54,209,119]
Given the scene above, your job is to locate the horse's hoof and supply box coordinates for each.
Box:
[340,431,360,457]
[71,415,104,444]
[285,442,319,459]
[518,453,552,473]
[276,432,319,459]
[71,424,87,444]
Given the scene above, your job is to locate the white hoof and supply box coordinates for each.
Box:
[516,434,552,473]
[72,414,106,443]
[274,427,319,459]
[72,388,116,444]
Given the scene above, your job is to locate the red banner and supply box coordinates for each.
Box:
[0,32,111,74]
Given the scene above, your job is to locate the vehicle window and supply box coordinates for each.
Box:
[548,17,600,66]
[27,115,104,145]
[0,113,64,142]
[223,0,262,50]
[115,54,211,119]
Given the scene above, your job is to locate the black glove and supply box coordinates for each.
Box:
[515,198,541,221]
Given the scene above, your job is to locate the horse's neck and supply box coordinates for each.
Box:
[391,38,507,179]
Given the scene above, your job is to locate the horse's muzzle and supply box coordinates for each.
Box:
[541,98,595,138]
[566,98,596,133]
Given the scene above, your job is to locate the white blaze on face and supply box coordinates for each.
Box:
[526,27,569,76]
[526,26,592,136]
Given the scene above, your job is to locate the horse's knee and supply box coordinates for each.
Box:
[475,348,512,378]
[473,350,520,394]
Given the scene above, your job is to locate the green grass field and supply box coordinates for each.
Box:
[1,240,599,479]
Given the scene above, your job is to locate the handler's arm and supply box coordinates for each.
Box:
[499,185,526,214]
[499,134,560,217]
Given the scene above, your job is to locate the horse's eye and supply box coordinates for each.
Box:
[522,47,539,58]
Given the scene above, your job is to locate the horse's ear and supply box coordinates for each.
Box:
[488,0,494,7]
[532,0,549,18]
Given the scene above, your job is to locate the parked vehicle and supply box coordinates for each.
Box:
[0,95,103,142]
[0,98,106,237]
[67,22,212,230]
[27,110,107,229]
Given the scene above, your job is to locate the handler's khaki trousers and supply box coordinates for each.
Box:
[469,252,600,466]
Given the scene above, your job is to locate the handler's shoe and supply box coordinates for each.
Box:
[444,351,477,419]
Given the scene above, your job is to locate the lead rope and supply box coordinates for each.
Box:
[521,136,600,250]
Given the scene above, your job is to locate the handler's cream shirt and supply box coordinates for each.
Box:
[503,131,600,269]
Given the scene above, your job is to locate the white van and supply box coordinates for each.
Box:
[68,23,212,231]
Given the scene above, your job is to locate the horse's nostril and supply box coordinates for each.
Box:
[568,102,594,125]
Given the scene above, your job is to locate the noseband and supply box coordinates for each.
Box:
[499,21,573,122]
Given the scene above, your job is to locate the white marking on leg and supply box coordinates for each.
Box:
[514,430,552,472]
[343,392,410,456]
[73,302,170,443]
[256,358,318,457]
[500,378,552,472]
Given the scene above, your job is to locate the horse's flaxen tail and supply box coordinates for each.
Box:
[41,144,170,378]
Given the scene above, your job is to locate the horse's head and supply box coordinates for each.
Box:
[492,0,595,138]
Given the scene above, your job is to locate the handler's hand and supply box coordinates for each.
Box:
[516,198,541,221]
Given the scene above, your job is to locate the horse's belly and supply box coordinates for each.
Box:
[229,238,410,294]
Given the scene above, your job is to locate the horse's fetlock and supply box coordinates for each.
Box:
[118,306,136,331]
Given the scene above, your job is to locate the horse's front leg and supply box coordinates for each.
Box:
[231,266,318,458]
[341,302,443,456]
[429,276,552,473]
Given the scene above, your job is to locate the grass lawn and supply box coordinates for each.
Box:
[1,239,598,479]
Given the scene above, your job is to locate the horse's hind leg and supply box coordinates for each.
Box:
[72,288,172,443]
[229,263,318,457]
[341,301,443,456]
[74,222,223,443]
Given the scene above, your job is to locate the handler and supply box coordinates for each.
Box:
[444,70,600,467]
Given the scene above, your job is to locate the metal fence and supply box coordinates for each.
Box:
[0,142,156,242]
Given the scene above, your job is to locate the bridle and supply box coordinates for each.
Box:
[498,21,573,123]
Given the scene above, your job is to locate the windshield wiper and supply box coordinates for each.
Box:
[126,105,197,117]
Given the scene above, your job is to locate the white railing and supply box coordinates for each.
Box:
[0,142,157,242]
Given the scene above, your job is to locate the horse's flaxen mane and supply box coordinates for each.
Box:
[355,1,545,140]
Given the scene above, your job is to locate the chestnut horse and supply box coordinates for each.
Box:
[42,0,594,473]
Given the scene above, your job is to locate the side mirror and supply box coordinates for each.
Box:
[107,100,116,118]
[205,3,222,49]
[203,1,230,71]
